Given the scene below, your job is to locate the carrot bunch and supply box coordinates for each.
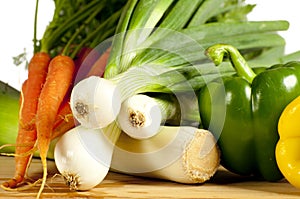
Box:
[1,52,52,189]
[1,50,76,195]
[1,44,110,199]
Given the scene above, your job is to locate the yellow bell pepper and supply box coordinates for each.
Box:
[276,95,300,188]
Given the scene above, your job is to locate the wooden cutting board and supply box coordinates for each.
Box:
[0,156,300,198]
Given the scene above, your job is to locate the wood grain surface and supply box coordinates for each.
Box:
[1,156,300,198]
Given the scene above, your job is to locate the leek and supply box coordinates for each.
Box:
[111,126,220,183]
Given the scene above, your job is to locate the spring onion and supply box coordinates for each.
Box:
[70,76,122,129]
[54,122,120,190]
[70,61,234,129]
[117,93,180,139]
[111,126,220,183]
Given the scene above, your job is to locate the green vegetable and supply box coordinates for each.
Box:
[104,0,276,79]
[0,82,19,153]
[198,44,300,181]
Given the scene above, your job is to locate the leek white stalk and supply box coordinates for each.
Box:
[111,126,220,183]
[117,94,179,139]
[54,122,120,190]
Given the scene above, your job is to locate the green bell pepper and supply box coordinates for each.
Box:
[198,44,300,181]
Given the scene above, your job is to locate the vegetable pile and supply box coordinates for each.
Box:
[1,0,300,198]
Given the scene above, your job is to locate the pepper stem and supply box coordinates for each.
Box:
[205,44,256,83]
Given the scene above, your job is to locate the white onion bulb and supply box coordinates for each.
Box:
[70,76,121,129]
[54,125,114,190]
[117,94,162,139]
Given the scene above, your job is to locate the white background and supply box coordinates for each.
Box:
[0,0,299,90]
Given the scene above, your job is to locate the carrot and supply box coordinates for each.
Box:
[73,47,101,84]
[86,47,110,77]
[20,52,50,130]
[51,101,75,140]
[35,55,75,198]
[1,52,50,189]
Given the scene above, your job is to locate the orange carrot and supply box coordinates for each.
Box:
[1,52,50,189]
[73,47,101,84]
[51,101,75,140]
[35,55,75,197]
[20,52,50,130]
[86,47,110,77]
